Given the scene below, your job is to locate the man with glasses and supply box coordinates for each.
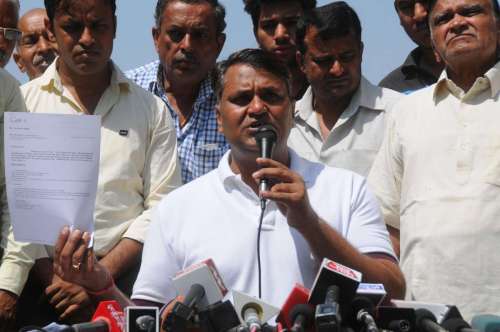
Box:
[13,8,58,80]
[0,0,21,68]
[379,0,443,93]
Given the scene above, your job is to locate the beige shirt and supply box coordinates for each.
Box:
[0,69,43,295]
[288,77,402,176]
[368,62,500,320]
[21,60,182,257]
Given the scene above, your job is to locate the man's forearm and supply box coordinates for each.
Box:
[298,217,406,299]
[99,238,143,280]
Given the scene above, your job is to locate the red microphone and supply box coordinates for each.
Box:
[276,284,312,329]
[89,300,125,332]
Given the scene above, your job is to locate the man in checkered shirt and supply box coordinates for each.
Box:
[126,0,229,183]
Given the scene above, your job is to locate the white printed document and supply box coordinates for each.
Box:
[4,112,100,245]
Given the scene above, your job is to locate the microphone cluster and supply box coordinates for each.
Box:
[20,258,500,332]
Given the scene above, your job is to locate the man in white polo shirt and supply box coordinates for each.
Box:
[49,49,405,321]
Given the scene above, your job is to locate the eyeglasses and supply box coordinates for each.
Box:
[0,27,21,42]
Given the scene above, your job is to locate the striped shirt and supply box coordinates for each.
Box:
[126,60,229,183]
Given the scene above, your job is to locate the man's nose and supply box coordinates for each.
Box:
[180,33,193,51]
[79,26,95,47]
[449,14,468,33]
[248,95,268,115]
[37,36,52,54]
[329,60,345,77]
[274,23,290,41]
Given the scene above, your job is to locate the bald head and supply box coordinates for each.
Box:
[0,0,20,67]
[14,8,58,79]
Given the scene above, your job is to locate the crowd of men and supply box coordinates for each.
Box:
[0,0,498,329]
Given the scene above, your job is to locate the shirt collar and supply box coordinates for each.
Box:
[401,47,438,80]
[217,149,318,189]
[40,57,130,94]
[156,62,214,106]
[433,60,500,101]
[294,76,385,123]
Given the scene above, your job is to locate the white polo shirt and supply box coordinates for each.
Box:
[132,150,395,307]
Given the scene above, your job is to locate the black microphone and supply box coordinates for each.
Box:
[255,124,277,209]
[351,296,379,332]
[164,283,206,331]
[289,304,314,332]
[441,318,478,332]
[315,285,341,332]
[70,319,110,332]
[416,308,450,332]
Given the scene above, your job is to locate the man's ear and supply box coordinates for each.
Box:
[216,103,224,133]
[216,33,226,55]
[296,50,305,74]
[152,27,160,54]
[13,52,26,73]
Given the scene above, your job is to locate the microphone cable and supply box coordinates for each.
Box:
[257,200,266,299]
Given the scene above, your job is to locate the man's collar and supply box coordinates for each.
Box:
[40,57,130,94]
[295,76,385,122]
[433,60,500,101]
[156,61,214,104]
[401,47,438,80]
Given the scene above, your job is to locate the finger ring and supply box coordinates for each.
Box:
[72,262,81,270]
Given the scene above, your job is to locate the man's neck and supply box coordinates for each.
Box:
[162,70,202,127]
[289,65,308,100]
[419,46,444,79]
[229,146,290,195]
[314,91,354,133]
[447,57,498,93]
[57,60,112,114]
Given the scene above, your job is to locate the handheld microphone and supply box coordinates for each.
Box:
[289,304,314,332]
[255,124,277,209]
[276,284,311,329]
[315,285,341,332]
[233,291,280,331]
[416,308,450,332]
[441,318,478,332]
[471,315,500,332]
[166,283,206,331]
[70,319,110,332]
[351,296,379,332]
[172,259,228,310]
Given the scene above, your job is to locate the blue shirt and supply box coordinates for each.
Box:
[126,60,229,183]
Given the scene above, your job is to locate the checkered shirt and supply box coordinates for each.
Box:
[126,60,229,183]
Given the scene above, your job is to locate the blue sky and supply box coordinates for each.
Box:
[6,0,417,84]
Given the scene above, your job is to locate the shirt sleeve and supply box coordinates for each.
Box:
[346,176,397,260]
[122,100,182,242]
[131,201,179,304]
[0,73,42,296]
[367,111,403,230]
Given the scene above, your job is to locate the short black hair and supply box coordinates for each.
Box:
[213,48,291,100]
[154,0,226,35]
[44,0,117,22]
[296,1,362,54]
[243,0,316,30]
[429,0,500,17]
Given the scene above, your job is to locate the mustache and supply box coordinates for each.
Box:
[173,52,198,64]
[32,53,56,67]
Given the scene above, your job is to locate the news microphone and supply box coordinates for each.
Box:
[377,306,416,332]
[198,300,241,332]
[392,300,463,324]
[70,319,110,332]
[308,258,362,306]
[441,318,478,332]
[166,283,206,331]
[276,284,310,329]
[416,308,450,332]
[289,304,314,332]
[315,285,341,332]
[91,301,125,332]
[356,283,386,307]
[255,124,277,209]
[172,259,228,310]
[351,296,379,332]
[471,315,500,332]
[233,291,280,331]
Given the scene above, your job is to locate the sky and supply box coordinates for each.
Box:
[5,0,417,84]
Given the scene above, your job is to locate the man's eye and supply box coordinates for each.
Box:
[192,30,209,40]
[62,23,81,33]
[21,36,37,46]
[314,58,331,66]
[260,22,277,32]
[229,94,252,106]
[261,92,283,104]
[339,53,355,63]
[460,6,483,17]
[167,30,185,42]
